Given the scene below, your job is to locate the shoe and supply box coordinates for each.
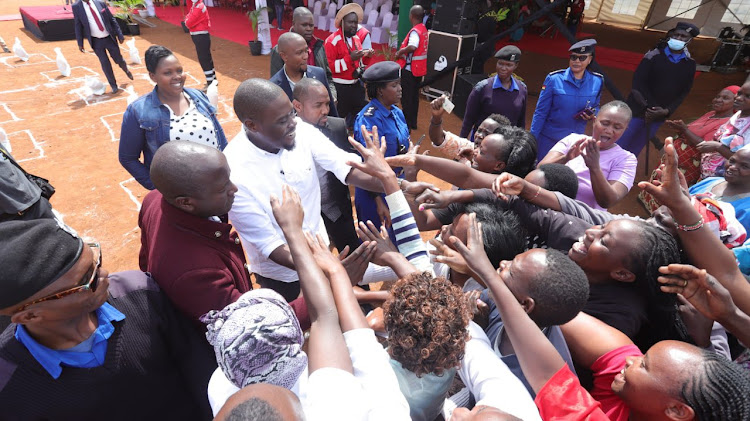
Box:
[125,70,133,80]
[111,85,119,93]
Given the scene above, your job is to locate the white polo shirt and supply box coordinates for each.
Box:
[225,118,361,282]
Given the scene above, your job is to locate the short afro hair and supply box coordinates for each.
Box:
[224,398,283,421]
[144,45,174,74]
[538,163,579,199]
[384,272,471,377]
[465,203,526,268]
[486,113,512,127]
[599,100,632,122]
[233,78,286,124]
[526,249,589,327]
[292,77,326,102]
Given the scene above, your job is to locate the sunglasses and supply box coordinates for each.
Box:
[570,54,591,62]
[16,243,102,312]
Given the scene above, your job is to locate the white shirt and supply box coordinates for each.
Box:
[224,118,360,282]
[404,30,420,71]
[81,0,110,38]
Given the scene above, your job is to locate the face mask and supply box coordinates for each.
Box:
[667,38,687,51]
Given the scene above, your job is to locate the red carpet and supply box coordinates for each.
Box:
[155,5,642,72]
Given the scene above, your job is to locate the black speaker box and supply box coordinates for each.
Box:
[432,0,479,35]
[425,31,477,96]
[453,73,488,119]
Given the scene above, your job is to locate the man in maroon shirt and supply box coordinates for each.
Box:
[138,141,309,330]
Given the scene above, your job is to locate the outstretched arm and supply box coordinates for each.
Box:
[386,154,497,189]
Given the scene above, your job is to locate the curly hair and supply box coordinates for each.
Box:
[384,272,471,377]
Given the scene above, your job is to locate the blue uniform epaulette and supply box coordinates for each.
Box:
[363,106,376,117]
[591,71,604,79]
[474,78,490,91]
[548,69,566,75]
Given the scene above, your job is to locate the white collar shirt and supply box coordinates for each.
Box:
[82,1,110,38]
[224,118,361,282]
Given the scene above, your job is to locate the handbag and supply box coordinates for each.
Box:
[0,146,55,200]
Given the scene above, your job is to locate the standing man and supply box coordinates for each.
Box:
[73,0,133,93]
[617,22,699,156]
[292,78,359,252]
[185,0,217,90]
[460,45,527,137]
[395,5,428,131]
[270,7,336,103]
[270,32,338,117]
[324,3,373,128]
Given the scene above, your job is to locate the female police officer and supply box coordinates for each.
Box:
[353,61,410,235]
[530,39,603,160]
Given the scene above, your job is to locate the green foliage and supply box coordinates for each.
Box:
[112,0,145,22]
[374,31,399,60]
[247,7,269,37]
[482,7,509,22]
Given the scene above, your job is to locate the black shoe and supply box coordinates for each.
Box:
[110,85,119,93]
[125,70,133,80]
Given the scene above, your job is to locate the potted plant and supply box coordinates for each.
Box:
[375,31,398,60]
[247,6,269,56]
[112,0,145,36]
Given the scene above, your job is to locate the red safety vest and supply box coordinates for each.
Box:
[397,23,428,77]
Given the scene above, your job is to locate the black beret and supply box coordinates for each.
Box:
[569,39,597,54]
[0,219,83,309]
[362,61,401,83]
[675,22,700,38]
[495,45,522,62]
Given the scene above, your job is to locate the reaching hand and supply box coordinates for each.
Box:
[385,154,416,169]
[465,290,490,329]
[430,95,447,118]
[665,119,687,134]
[415,189,453,211]
[658,264,738,323]
[338,241,377,287]
[270,184,304,231]
[492,172,525,199]
[582,138,601,170]
[447,213,496,281]
[646,106,669,123]
[400,180,440,198]
[304,232,348,277]
[374,196,392,228]
[356,220,398,267]
[638,137,691,209]
[347,125,392,180]
[696,141,722,153]
[565,137,588,162]
[458,145,475,161]
[402,141,423,182]
[429,238,470,275]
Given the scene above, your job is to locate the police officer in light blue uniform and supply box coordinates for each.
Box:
[354,61,410,236]
[530,39,603,161]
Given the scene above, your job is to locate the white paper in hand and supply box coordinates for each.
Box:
[442,96,455,114]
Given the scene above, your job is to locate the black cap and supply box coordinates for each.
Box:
[569,39,597,54]
[0,219,83,309]
[495,45,521,62]
[362,61,401,83]
[675,22,700,38]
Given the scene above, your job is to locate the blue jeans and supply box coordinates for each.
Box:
[616,117,663,156]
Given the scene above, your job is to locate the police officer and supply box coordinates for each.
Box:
[530,39,603,160]
[353,61,410,235]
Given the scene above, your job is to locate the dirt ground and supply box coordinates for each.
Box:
[0,0,747,272]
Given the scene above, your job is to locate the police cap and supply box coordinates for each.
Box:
[569,39,597,54]
[494,45,522,62]
[362,61,401,83]
[675,22,700,38]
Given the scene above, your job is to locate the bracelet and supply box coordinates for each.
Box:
[676,216,704,232]
[529,185,542,201]
[430,118,443,126]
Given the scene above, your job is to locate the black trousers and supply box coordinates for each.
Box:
[91,36,128,90]
[334,82,368,128]
[255,274,301,302]
[191,33,215,83]
[322,210,361,255]
[400,69,421,129]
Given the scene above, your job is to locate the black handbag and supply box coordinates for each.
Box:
[0,146,55,200]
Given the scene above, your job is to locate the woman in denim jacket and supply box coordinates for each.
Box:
[118,45,227,190]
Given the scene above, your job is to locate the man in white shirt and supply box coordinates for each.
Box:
[73,0,133,93]
[224,78,382,301]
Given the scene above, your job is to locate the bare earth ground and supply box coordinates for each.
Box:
[0,0,746,273]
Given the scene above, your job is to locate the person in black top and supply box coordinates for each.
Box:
[617,22,699,156]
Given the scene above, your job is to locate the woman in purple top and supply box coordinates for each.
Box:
[539,101,637,210]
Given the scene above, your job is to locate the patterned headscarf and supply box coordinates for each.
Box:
[201,289,307,389]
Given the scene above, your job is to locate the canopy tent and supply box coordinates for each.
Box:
[583,0,749,37]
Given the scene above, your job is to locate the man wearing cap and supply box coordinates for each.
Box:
[530,39,603,160]
[460,45,527,138]
[270,32,338,117]
[0,219,217,419]
[395,5,428,131]
[270,7,336,102]
[617,22,699,156]
[324,3,373,127]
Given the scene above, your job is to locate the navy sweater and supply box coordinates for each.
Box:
[626,47,696,119]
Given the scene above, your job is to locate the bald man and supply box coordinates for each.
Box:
[270,7,336,101]
[138,141,309,329]
[270,32,338,117]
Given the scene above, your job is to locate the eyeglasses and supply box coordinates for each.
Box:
[16,243,102,312]
[570,54,591,62]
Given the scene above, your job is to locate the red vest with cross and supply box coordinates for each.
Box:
[397,23,428,77]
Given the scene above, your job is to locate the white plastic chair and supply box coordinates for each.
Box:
[353,0,364,7]
[320,3,337,30]
[371,12,392,44]
[363,1,374,19]
[380,0,392,16]
[312,1,322,18]
[362,9,379,32]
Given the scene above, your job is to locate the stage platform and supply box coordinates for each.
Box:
[20,5,76,41]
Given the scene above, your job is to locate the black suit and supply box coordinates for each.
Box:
[73,0,129,90]
[314,116,360,253]
[269,65,339,117]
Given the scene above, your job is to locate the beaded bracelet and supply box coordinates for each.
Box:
[676,216,704,232]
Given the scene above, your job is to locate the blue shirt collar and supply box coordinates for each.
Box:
[371,98,396,117]
[15,303,125,379]
[493,75,519,91]
[664,47,687,63]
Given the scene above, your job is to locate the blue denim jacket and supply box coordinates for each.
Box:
[118,87,227,189]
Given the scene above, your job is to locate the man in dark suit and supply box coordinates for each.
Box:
[270,32,338,117]
[73,0,133,93]
[292,78,359,252]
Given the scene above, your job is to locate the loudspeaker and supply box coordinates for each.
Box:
[425,30,477,98]
[432,0,479,35]
[452,73,488,119]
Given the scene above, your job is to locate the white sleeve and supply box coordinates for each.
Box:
[308,126,361,184]
[459,322,542,421]
[361,33,372,50]
[228,191,285,259]
[304,368,368,421]
[207,368,240,417]
[407,30,419,48]
[360,262,400,285]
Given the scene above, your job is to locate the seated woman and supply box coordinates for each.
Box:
[539,100,637,210]
[698,82,750,179]
[118,45,227,190]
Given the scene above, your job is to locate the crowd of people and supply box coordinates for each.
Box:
[3,1,750,420]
